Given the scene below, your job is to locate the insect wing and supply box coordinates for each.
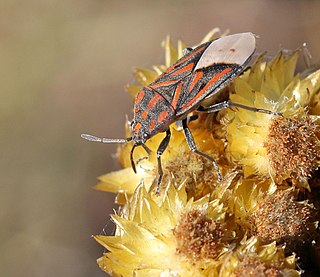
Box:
[147,41,211,104]
[194,32,256,71]
[176,32,256,116]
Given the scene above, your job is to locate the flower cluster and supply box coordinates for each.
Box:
[93,29,320,276]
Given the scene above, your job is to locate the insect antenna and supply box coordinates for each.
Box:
[81,134,132,144]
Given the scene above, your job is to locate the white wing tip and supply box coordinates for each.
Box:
[194,32,256,70]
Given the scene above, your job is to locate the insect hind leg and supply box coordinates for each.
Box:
[182,118,222,181]
[197,100,282,116]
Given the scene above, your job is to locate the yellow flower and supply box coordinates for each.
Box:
[221,51,320,187]
[212,167,318,249]
[219,236,299,276]
[91,30,320,275]
[89,29,320,277]
[95,182,237,276]
[210,171,318,254]
[211,172,277,231]
[251,188,318,249]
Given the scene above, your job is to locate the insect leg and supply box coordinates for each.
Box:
[135,144,152,167]
[130,143,152,172]
[187,114,199,123]
[197,101,282,116]
[155,129,171,194]
[175,114,198,129]
[130,145,137,173]
[182,118,222,181]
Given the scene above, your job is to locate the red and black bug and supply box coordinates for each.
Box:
[82,33,280,193]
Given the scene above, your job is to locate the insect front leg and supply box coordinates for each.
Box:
[197,101,282,116]
[135,143,152,168]
[155,129,171,194]
[182,118,222,181]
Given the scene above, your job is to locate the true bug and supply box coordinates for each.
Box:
[82,32,280,193]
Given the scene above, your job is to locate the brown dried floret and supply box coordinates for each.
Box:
[163,149,216,198]
[234,256,283,277]
[251,189,317,247]
[265,116,320,184]
[174,209,224,261]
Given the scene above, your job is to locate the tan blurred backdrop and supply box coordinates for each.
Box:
[1,0,319,276]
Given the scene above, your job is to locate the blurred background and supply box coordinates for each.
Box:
[1,0,319,276]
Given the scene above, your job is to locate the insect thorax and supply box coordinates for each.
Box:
[132,87,175,144]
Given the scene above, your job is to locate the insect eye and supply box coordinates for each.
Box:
[143,133,149,139]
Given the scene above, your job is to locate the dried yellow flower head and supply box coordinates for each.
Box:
[251,189,318,247]
[162,138,226,200]
[174,209,225,260]
[234,256,288,277]
[211,174,277,231]
[222,51,320,187]
[219,236,299,276]
[95,182,235,276]
[265,115,320,184]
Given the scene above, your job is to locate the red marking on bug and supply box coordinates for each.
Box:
[141,111,148,119]
[171,82,183,109]
[166,45,206,72]
[181,67,233,110]
[134,122,142,133]
[150,79,177,89]
[157,111,169,123]
[170,62,194,76]
[149,119,156,130]
[189,71,204,91]
[135,90,145,104]
[148,94,162,109]
[141,93,162,118]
